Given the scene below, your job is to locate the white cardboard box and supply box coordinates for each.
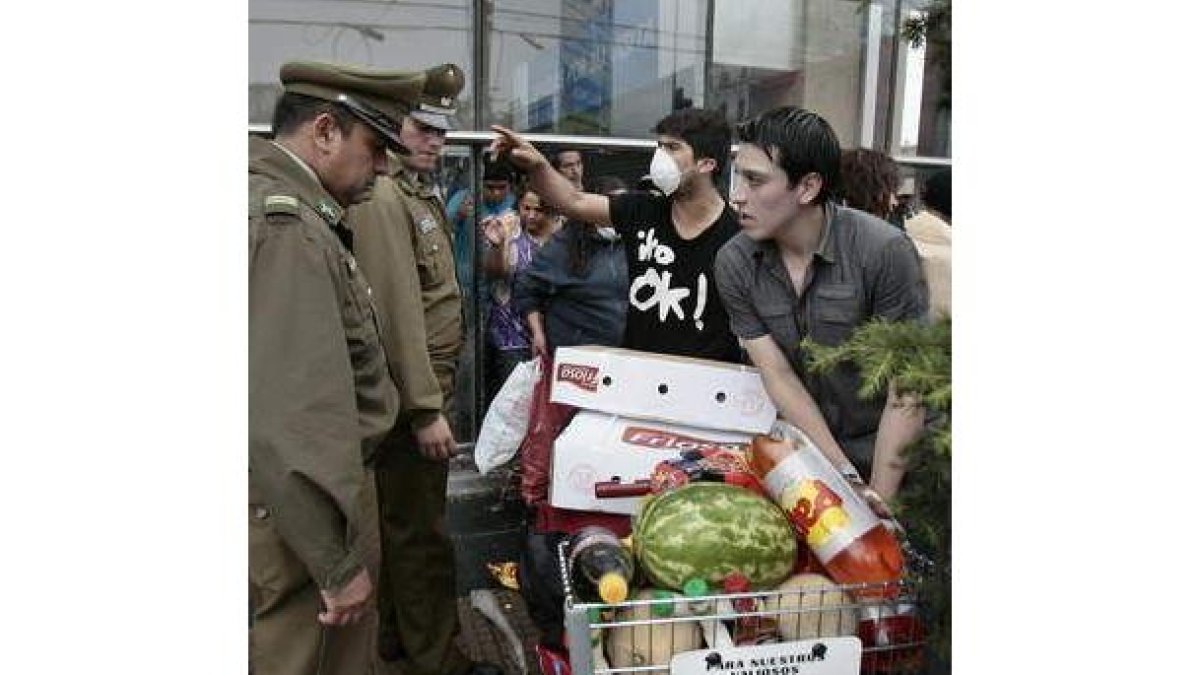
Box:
[549,411,754,515]
[550,346,777,434]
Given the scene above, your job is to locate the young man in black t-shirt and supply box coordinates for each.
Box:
[490,109,741,362]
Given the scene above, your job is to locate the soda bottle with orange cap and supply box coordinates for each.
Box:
[566,525,635,604]
[748,421,904,598]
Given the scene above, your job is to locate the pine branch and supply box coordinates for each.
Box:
[798,316,952,663]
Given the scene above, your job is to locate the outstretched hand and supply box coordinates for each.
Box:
[482,216,506,246]
[488,125,547,172]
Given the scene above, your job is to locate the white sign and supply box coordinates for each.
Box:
[669,637,862,675]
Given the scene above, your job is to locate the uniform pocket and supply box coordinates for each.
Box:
[248,503,310,609]
[416,229,451,290]
[339,253,384,343]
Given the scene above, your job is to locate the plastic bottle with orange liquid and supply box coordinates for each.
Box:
[747,422,904,598]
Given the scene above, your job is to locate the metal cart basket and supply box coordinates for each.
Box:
[557,541,928,675]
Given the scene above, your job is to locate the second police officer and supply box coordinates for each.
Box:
[348,64,503,675]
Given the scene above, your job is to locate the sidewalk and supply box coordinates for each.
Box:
[453,589,542,675]
[447,459,543,675]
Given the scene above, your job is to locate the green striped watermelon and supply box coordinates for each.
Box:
[632,482,798,591]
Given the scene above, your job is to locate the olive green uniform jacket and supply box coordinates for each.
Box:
[347,155,469,675]
[248,135,399,591]
[348,154,463,435]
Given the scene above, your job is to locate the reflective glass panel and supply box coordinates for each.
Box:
[483,0,712,136]
[248,0,475,128]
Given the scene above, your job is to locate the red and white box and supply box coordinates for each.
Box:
[550,346,777,434]
[549,411,754,515]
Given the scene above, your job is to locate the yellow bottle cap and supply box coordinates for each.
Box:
[598,572,628,604]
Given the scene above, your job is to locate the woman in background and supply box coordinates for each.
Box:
[516,176,630,359]
[839,148,903,226]
[481,186,558,403]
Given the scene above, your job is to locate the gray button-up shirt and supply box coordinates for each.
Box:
[713,202,928,468]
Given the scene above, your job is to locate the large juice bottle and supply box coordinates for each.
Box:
[567,525,635,604]
[748,423,903,598]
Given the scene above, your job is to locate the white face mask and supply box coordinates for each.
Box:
[596,226,619,241]
[648,148,682,196]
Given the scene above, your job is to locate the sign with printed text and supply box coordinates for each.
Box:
[669,637,862,675]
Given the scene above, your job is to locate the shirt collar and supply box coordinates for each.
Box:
[255,138,345,226]
[271,140,322,186]
[813,202,839,263]
[751,201,841,274]
[392,159,445,204]
[268,140,345,225]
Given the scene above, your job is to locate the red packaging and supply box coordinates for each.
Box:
[520,352,577,506]
[858,602,926,673]
[535,643,571,675]
[533,502,632,538]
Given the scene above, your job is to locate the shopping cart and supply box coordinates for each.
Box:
[556,540,929,675]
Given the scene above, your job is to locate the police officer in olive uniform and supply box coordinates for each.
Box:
[347,64,500,675]
[249,60,425,675]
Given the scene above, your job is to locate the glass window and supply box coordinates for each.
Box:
[483,0,712,136]
[892,0,950,158]
[711,0,890,150]
[248,0,475,127]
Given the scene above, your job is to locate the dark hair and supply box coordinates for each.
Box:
[483,156,515,183]
[511,184,543,217]
[922,168,951,219]
[271,92,356,138]
[653,108,732,186]
[591,175,627,196]
[565,175,626,276]
[514,184,537,203]
[838,148,899,219]
[551,148,584,170]
[735,106,841,203]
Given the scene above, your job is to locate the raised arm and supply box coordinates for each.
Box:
[488,124,612,226]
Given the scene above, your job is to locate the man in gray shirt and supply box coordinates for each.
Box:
[713,107,929,503]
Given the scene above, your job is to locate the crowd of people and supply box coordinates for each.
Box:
[249,57,951,675]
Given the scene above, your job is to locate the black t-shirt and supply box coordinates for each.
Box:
[608,192,741,362]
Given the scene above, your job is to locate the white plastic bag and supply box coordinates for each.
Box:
[474,358,540,475]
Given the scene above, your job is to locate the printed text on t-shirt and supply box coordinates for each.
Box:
[629,227,708,330]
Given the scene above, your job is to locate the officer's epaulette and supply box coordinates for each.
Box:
[263,194,301,217]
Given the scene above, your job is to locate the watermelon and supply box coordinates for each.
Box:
[632,482,798,591]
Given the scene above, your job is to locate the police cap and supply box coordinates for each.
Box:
[280,60,426,151]
[408,63,466,131]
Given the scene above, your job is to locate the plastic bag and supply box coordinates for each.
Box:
[475,358,540,475]
[519,352,577,505]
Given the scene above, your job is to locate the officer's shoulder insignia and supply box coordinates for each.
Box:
[315,199,343,225]
[417,212,438,235]
[263,194,300,216]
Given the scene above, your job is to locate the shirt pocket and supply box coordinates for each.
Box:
[757,302,800,353]
[416,226,451,290]
[810,283,861,345]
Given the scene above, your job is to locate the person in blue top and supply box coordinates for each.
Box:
[515,175,630,358]
[446,158,517,291]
